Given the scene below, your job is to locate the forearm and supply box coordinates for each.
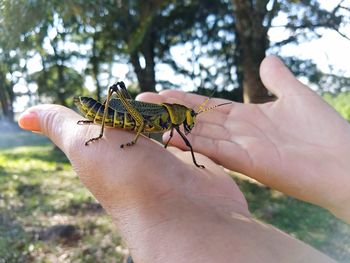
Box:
[107,195,335,263]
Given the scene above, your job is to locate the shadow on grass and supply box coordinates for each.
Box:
[16,183,43,197]
[59,199,104,216]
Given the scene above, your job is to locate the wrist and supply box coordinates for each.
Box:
[109,194,334,263]
[106,192,250,262]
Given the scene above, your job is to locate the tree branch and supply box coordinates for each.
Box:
[265,0,279,29]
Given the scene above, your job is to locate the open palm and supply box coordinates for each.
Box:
[138,56,350,220]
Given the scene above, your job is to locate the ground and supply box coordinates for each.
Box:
[0,123,349,262]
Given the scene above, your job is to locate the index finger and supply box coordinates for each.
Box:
[137,90,237,114]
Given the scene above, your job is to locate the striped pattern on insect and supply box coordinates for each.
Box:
[74,81,231,168]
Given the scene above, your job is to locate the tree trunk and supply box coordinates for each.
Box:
[92,34,102,101]
[0,78,14,122]
[131,48,156,92]
[232,0,274,103]
[57,64,67,107]
[130,32,156,93]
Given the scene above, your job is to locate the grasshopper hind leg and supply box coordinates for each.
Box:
[120,123,145,148]
[84,133,103,146]
[77,120,102,145]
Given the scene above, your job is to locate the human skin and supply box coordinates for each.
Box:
[138,55,350,224]
[17,56,341,262]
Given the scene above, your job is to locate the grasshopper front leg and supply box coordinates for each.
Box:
[164,127,174,148]
[84,87,114,146]
[175,126,204,169]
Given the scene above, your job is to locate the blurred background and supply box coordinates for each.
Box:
[0,0,350,262]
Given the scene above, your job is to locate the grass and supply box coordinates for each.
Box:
[0,128,350,262]
[0,130,126,262]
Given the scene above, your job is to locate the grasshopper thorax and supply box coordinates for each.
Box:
[162,103,196,133]
[163,99,231,135]
[184,108,196,134]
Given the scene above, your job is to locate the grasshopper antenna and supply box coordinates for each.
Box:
[197,102,232,115]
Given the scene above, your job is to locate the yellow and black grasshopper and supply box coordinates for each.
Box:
[74,81,231,168]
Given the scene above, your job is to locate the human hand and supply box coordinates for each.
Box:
[18,105,252,261]
[137,55,350,223]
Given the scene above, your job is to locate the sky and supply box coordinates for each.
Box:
[268,0,350,77]
[12,0,350,112]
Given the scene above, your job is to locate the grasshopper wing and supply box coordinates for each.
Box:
[108,98,167,117]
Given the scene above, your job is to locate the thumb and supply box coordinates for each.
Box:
[260,55,313,98]
[18,104,83,158]
[17,104,135,199]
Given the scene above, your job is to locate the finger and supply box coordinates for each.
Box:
[18,104,84,156]
[163,131,251,173]
[159,90,235,114]
[136,92,184,106]
[259,55,314,98]
[136,92,166,104]
[137,90,236,115]
[190,121,231,141]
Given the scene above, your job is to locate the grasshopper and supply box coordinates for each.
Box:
[74,81,231,168]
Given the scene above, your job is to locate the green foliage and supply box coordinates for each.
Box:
[30,65,84,106]
[0,1,350,113]
[323,92,350,122]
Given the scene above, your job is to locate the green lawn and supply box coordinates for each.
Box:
[0,130,125,262]
[0,128,349,262]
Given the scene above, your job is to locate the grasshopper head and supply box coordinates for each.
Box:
[184,109,197,134]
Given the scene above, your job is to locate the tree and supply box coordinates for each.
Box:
[230,0,350,103]
[30,65,83,106]
[1,0,349,109]
[231,0,272,103]
[0,41,23,121]
[0,0,88,108]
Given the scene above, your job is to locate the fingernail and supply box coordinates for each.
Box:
[18,111,41,132]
